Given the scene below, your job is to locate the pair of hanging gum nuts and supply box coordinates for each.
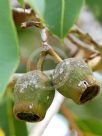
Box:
[13,58,100,122]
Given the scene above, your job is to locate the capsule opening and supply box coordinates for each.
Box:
[17,112,40,122]
[80,85,99,103]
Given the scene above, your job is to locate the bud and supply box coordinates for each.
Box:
[13,70,55,122]
[52,58,100,104]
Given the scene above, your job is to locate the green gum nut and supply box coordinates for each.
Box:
[52,58,100,104]
[13,70,55,122]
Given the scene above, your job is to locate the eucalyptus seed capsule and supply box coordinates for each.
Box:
[52,58,100,104]
[13,70,55,122]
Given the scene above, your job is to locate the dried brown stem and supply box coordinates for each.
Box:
[13,8,44,28]
[71,25,102,53]
[87,54,102,71]
[21,21,43,29]
[47,47,63,63]
[68,34,97,54]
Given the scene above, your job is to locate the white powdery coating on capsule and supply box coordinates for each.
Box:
[29,104,33,109]
[78,80,89,90]
[47,96,50,100]
[18,81,28,93]
[19,88,24,93]
[65,60,70,65]
[59,67,64,74]
[16,71,42,92]
[41,29,47,42]
[77,60,88,68]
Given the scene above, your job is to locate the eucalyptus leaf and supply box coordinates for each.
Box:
[0,0,19,98]
[18,0,25,7]
[76,118,102,136]
[29,0,84,38]
[86,0,102,23]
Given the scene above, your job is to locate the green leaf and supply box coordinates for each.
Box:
[29,0,84,38]
[65,92,102,119]
[18,0,25,7]
[76,118,102,136]
[0,90,28,136]
[86,0,102,23]
[0,0,19,98]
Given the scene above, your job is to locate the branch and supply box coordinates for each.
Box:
[13,7,44,28]
[71,25,102,54]
[39,28,63,66]
[68,34,97,53]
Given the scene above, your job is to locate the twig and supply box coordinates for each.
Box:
[37,28,49,71]
[21,21,43,28]
[60,105,84,136]
[20,56,36,70]
[13,7,44,28]
[71,25,102,53]
[47,47,63,63]
[37,51,47,71]
[87,54,102,71]
[39,28,63,67]
[68,34,97,54]
[41,28,63,63]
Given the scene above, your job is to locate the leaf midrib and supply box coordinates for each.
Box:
[60,0,65,38]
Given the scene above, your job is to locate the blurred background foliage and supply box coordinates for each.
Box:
[0,89,28,136]
[1,0,102,136]
[86,0,102,23]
